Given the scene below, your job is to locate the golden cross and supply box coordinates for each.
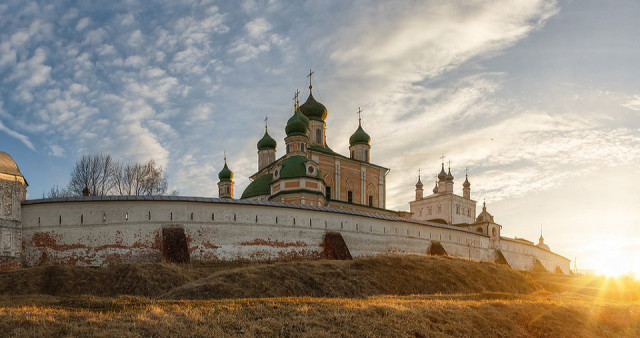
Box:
[448,159,452,170]
[440,154,446,164]
[418,168,421,179]
[264,115,268,130]
[224,150,227,162]
[465,167,469,176]
[357,107,363,124]
[307,69,314,88]
[293,90,300,109]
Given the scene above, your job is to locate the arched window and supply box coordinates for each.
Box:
[368,195,373,206]
[286,144,290,153]
[316,128,322,143]
[351,150,354,158]
[492,228,496,236]
[347,191,353,203]
[364,149,369,162]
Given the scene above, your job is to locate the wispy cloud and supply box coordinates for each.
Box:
[0,120,35,150]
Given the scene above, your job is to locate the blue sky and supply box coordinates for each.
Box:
[1,0,638,275]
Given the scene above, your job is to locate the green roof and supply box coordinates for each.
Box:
[349,123,371,146]
[241,173,273,199]
[280,155,310,179]
[218,161,233,182]
[299,91,327,121]
[285,108,309,137]
[257,129,277,150]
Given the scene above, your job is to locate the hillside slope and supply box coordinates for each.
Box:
[0,255,534,299]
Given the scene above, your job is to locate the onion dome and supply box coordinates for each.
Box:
[241,173,273,199]
[257,128,277,150]
[349,121,371,146]
[218,160,233,182]
[299,86,327,121]
[463,174,470,188]
[433,181,439,194]
[279,155,320,179]
[285,108,310,137]
[415,176,423,189]
[437,163,447,181]
[445,168,454,182]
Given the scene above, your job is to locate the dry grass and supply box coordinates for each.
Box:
[0,255,639,337]
[0,293,637,337]
[0,255,534,299]
[161,255,535,299]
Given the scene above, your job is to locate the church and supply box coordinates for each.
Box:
[219,75,390,214]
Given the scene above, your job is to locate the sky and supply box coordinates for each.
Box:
[0,0,638,276]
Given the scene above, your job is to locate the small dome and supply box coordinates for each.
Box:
[0,152,23,177]
[285,109,310,137]
[299,88,327,121]
[218,161,233,182]
[257,128,277,150]
[241,173,273,199]
[476,201,494,223]
[445,168,454,182]
[349,124,371,146]
[415,176,423,188]
[437,164,447,181]
[279,155,318,179]
[433,182,438,194]
[463,175,470,188]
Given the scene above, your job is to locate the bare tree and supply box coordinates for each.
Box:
[114,159,168,196]
[43,185,72,198]
[68,154,118,196]
[53,154,169,197]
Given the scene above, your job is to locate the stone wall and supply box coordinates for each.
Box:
[20,197,571,273]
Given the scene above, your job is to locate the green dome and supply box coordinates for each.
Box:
[218,161,233,182]
[257,129,277,150]
[349,123,371,146]
[299,90,327,121]
[285,109,309,137]
[279,156,309,179]
[241,173,273,198]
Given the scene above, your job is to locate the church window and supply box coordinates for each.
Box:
[326,186,331,199]
[316,128,322,143]
[368,195,373,207]
[308,166,315,174]
[286,144,290,153]
[467,209,470,217]
[347,191,353,203]
[437,205,441,213]
[456,205,460,214]
[351,150,354,158]
[364,150,369,162]
[300,143,305,152]
[428,207,432,215]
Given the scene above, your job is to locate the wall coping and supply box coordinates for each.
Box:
[22,195,487,236]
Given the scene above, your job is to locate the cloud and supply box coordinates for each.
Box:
[75,17,89,31]
[0,120,35,150]
[621,95,640,111]
[48,144,65,157]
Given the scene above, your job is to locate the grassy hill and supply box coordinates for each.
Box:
[0,255,638,337]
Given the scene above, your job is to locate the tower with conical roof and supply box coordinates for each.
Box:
[462,171,471,199]
[257,121,277,171]
[349,108,371,163]
[217,156,234,199]
[299,70,328,148]
[437,162,447,193]
[445,164,454,193]
[415,171,423,200]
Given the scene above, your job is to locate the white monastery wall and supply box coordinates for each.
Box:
[20,199,570,273]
